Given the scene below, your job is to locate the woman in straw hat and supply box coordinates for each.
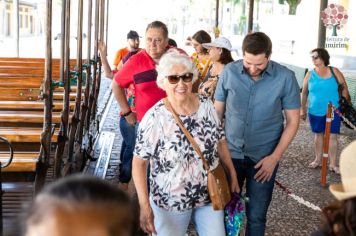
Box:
[312,140,356,236]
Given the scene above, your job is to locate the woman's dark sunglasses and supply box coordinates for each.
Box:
[311,55,319,60]
[166,73,194,84]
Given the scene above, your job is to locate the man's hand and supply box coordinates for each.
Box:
[98,41,107,56]
[230,175,240,193]
[254,155,279,183]
[125,112,137,126]
[300,109,307,120]
[139,204,157,235]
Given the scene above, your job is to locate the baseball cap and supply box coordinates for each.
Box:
[202,37,232,51]
[127,30,140,39]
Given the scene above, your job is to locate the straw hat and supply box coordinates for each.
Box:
[329,140,356,201]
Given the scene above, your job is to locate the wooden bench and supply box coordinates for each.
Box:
[0,58,81,176]
[0,152,39,172]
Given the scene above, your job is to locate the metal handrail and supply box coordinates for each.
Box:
[0,136,14,169]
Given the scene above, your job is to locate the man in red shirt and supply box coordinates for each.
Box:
[113,21,183,125]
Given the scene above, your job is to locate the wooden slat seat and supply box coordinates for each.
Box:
[0,57,79,62]
[0,75,43,88]
[53,92,77,101]
[0,111,71,124]
[0,87,81,101]
[0,88,40,101]
[0,61,44,67]
[0,67,61,77]
[0,127,58,143]
[0,100,75,111]
[0,152,39,172]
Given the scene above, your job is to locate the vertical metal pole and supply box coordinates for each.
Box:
[321,103,332,187]
[59,0,66,82]
[88,0,100,123]
[43,0,52,169]
[12,0,19,56]
[68,0,84,171]
[54,0,71,177]
[317,0,328,48]
[85,0,99,131]
[35,0,52,193]
[105,0,109,46]
[215,0,219,28]
[214,0,219,38]
[82,0,92,133]
[247,0,254,33]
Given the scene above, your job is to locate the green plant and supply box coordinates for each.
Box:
[279,0,302,15]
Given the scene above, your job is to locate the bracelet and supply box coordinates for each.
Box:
[122,110,132,117]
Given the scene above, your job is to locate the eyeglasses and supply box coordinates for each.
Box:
[311,55,319,60]
[146,37,164,45]
[166,73,194,84]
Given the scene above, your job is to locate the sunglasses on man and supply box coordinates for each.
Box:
[166,73,194,84]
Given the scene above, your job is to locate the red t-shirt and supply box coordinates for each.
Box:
[114,50,166,121]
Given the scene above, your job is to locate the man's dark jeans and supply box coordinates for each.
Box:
[118,116,136,183]
[232,157,279,236]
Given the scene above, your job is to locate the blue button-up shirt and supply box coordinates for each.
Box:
[215,59,301,162]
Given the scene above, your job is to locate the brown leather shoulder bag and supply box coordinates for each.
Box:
[163,98,231,210]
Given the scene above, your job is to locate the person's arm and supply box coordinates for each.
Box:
[214,101,226,121]
[254,108,300,183]
[112,79,136,125]
[217,139,240,193]
[98,41,114,79]
[300,71,310,120]
[132,156,156,234]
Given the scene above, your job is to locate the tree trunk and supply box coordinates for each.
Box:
[288,3,297,15]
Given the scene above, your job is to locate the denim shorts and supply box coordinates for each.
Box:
[308,112,341,134]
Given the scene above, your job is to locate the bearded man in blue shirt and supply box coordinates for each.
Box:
[214,32,301,236]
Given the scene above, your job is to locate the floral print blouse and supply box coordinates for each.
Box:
[134,95,224,212]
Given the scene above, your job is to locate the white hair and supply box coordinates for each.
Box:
[156,49,198,90]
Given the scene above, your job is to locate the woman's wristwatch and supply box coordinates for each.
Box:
[122,110,132,117]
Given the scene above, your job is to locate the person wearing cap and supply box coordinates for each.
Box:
[112,30,141,70]
[214,32,301,236]
[312,140,356,236]
[198,37,234,101]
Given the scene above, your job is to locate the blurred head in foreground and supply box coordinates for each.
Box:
[24,174,134,236]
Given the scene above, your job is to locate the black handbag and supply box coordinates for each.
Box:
[330,67,356,129]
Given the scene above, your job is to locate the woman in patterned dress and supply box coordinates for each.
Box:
[190,30,212,92]
[132,51,239,236]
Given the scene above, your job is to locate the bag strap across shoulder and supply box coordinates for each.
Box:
[330,66,351,102]
[163,98,210,171]
[329,66,340,85]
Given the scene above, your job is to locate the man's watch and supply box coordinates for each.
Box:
[122,110,132,117]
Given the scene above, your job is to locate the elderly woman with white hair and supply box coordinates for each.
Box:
[132,51,239,236]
